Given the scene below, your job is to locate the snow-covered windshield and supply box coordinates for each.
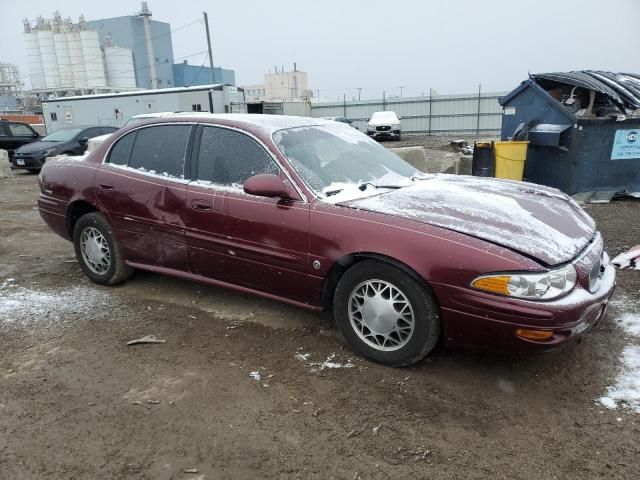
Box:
[42,128,83,142]
[272,124,418,203]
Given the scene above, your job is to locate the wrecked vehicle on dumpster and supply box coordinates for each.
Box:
[38,114,615,366]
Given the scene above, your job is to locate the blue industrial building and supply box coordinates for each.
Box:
[172,61,235,87]
[87,15,175,89]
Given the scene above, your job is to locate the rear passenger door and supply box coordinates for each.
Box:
[95,124,194,271]
[185,125,313,304]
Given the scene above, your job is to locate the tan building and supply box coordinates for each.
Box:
[242,66,309,102]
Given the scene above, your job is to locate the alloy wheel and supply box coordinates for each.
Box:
[348,279,415,351]
[79,226,111,275]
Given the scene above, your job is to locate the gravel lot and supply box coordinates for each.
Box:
[1,170,639,480]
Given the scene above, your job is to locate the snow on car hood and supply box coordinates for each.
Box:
[368,113,399,126]
[340,174,596,266]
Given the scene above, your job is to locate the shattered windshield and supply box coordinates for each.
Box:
[272,124,418,202]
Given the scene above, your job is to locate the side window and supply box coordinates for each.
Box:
[108,132,136,166]
[8,123,34,137]
[0,125,8,137]
[129,125,191,178]
[197,126,279,187]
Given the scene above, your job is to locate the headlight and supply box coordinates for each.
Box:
[471,264,577,300]
[367,125,375,131]
[43,148,58,157]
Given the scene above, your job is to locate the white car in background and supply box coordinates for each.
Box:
[366,111,402,140]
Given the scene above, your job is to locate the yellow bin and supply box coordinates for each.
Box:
[493,141,529,181]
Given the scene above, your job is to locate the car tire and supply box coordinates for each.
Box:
[73,212,132,285]
[333,260,441,367]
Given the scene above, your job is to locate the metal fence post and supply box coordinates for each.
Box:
[382,90,386,111]
[428,89,432,136]
[476,84,481,135]
[343,94,346,117]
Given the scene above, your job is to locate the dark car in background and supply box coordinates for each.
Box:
[37,114,615,366]
[0,120,41,159]
[12,125,117,172]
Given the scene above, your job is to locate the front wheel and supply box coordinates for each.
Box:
[73,212,132,285]
[333,260,441,367]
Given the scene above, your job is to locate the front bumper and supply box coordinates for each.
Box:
[11,153,46,170]
[367,127,401,139]
[431,257,616,354]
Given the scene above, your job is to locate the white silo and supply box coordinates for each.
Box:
[80,29,106,88]
[23,27,44,90]
[38,29,60,89]
[66,30,87,88]
[105,46,136,90]
[54,33,73,88]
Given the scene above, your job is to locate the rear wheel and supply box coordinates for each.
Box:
[333,260,441,367]
[73,212,132,285]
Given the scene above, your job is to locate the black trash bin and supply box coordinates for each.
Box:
[472,141,494,177]
[499,71,640,195]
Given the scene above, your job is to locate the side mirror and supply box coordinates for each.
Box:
[78,136,89,146]
[243,174,291,199]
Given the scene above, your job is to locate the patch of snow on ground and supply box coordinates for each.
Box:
[598,294,640,413]
[0,282,113,332]
[599,346,640,413]
[249,371,261,381]
[617,313,640,337]
[301,353,354,371]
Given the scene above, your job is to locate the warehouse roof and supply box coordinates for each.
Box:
[43,84,231,102]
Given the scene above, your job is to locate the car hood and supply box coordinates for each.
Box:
[15,141,60,154]
[341,175,596,266]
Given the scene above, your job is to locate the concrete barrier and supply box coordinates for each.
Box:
[0,150,11,178]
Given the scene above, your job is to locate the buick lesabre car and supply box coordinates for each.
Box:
[38,114,615,366]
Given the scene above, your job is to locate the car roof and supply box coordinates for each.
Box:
[142,113,337,135]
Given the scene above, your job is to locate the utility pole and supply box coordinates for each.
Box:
[357,87,362,102]
[203,12,215,84]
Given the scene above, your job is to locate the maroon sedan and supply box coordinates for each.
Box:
[38,115,615,366]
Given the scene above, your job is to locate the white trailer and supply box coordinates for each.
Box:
[42,84,245,133]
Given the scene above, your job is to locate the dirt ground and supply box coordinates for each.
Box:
[1,170,639,480]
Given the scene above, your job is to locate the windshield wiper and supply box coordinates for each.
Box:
[324,182,406,198]
[357,182,407,191]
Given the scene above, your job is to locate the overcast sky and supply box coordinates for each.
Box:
[1,0,638,99]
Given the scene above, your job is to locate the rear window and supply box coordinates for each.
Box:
[108,132,136,166]
[128,125,192,178]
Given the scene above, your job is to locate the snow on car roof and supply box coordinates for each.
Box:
[150,113,338,135]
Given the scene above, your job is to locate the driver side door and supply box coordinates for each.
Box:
[185,125,316,305]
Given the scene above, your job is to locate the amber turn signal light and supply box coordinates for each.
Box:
[471,276,511,295]
[516,328,554,341]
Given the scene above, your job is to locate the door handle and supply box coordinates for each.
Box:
[191,199,212,211]
[98,182,114,191]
